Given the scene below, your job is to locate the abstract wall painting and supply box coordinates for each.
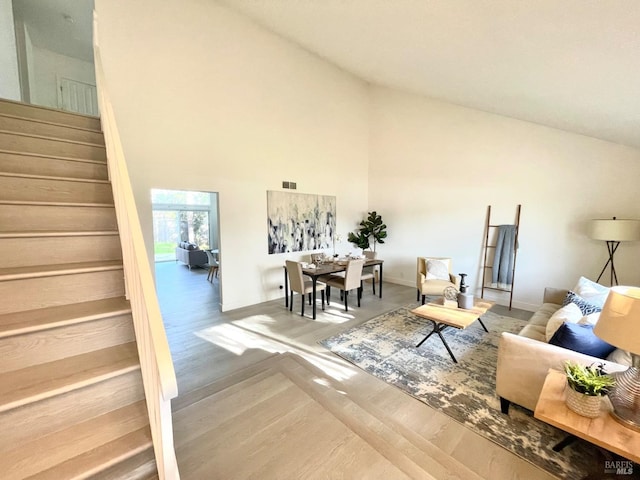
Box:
[267,191,336,254]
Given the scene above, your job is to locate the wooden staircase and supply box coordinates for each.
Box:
[0,99,157,479]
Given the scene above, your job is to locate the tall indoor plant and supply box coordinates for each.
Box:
[348,211,387,252]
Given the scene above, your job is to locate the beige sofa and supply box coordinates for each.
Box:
[495,287,628,414]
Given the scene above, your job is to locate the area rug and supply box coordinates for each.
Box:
[319,304,598,480]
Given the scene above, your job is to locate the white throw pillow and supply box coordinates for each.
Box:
[545,303,583,342]
[578,311,600,326]
[572,276,610,308]
[425,259,449,281]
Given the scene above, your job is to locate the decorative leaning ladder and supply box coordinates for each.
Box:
[480,204,521,311]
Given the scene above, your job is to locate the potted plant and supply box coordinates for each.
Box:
[347,211,387,252]
[563,361,615,418]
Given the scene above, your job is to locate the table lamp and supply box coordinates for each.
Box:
[589,218,640,286]
[594,286,640,431]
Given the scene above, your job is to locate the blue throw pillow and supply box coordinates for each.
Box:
[562,291,602,316]
[549,322,615,359]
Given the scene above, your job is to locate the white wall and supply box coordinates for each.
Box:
[29,45,96,109]
[0,0,21,100]
[95,0,370,310]
[369,87,640,310]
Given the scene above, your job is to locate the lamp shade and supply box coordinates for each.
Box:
[594,286,640,354]
[589,219,640,242]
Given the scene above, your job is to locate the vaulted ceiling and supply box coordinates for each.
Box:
[218,0,640,149]
[14,0,640,149]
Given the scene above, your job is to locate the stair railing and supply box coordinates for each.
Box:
[93,28,180,480]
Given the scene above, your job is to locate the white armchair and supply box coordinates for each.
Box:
[416,257,460,304]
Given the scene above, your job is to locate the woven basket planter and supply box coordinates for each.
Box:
[565,387,602,418]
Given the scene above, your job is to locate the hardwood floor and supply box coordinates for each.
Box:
[156,261,557,479]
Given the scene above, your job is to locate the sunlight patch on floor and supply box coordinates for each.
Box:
[194,323,287,356]
[318,307,356,322]
[312,377,348,395]
[302,353,358,382]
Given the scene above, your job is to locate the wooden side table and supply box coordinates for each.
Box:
[535,369,640,466]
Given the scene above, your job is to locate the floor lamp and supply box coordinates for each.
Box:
[589,218,640,286]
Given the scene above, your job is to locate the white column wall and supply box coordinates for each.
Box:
[368,87,640,310]
[95,0,370,310]
[0,0,21,100]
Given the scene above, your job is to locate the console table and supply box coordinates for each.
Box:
[534,369,640,465]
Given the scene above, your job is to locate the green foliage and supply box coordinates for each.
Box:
[154,242,176,255]
[347,211,388,252]
[347,231,370,250]
[564,361,615,396]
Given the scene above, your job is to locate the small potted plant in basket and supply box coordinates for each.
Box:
[563,361,615,418]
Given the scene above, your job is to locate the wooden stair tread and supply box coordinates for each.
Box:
[27,427,153,480]
[0,98,100,125]
[0,149,107,165]
[87,448,157,480]
[0,112,103,134]
[0,260,123,282]
[0,171,109,184]
[0,342,140,413]
[0,230,118,239]
[0,401,149,480]
[0,199,114,207]
[0,297,131,338]
[0,129,106,149]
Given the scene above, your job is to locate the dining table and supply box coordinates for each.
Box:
[283,258,384,319]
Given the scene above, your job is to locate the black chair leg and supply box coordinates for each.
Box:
[326,286,331,305]
[372,279,376,295]
[344,291,348,311]
[321,290,325,310]
[289,291,293,312]
[301,294,305,317]
[308,293,312,305]
[417,289,420,301]
[357,287,361,307]
[421,294,426,305]
[500,397,510,415]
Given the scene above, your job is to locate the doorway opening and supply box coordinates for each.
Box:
[151,189,218,262]
[152,188,222,314]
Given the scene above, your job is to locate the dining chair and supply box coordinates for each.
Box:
[322,259,365,311]
[286,260,326,318]
[205,250,219,282]
[360,251,377,295]
[310,253,325,265]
